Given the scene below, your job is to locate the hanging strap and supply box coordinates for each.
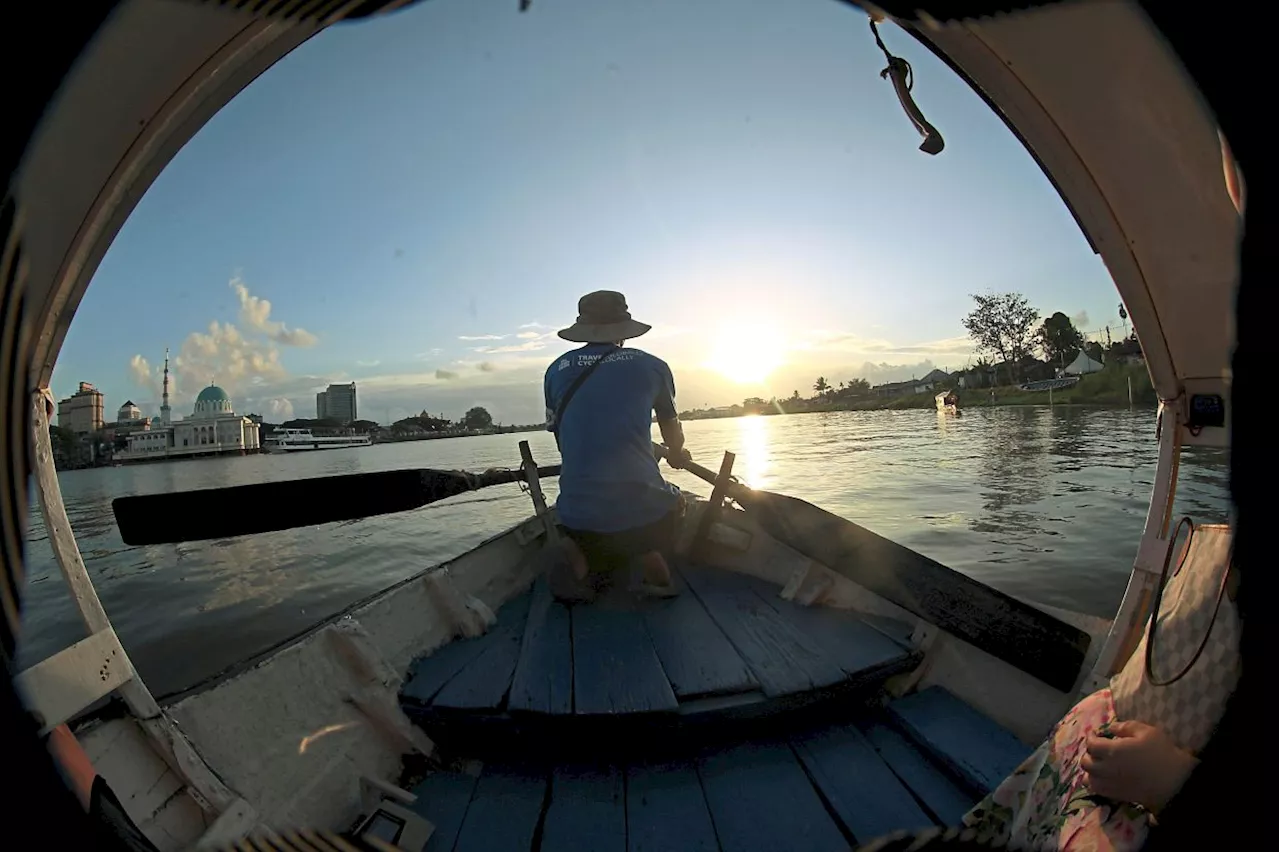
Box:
[550,346,617,449]
[1144,516,1232,686]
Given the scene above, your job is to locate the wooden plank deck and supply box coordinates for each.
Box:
[625,762,719,852]
[886,686,1031,795]
[508,577,574,714]
[541,765,626,852]
[401,563,917,727]
[678,566,847,697]
[792,724,934,845]
[571,606,678,715]
[406,695,1024,851]
[697,742,849,852]
[863,723,979,827]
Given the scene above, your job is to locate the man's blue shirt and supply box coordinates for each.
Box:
[545,343,680,532]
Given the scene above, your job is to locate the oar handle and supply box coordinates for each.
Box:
[652,443,738,494]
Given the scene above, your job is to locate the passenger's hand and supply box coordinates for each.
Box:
[1081,720,1198,814]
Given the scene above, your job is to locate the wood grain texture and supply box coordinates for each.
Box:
[735,571,915,680]
[626,762,719,852]
[432,592,533,710]
[886,687,1030,795]
[408,771,479,852]
[793,724,933,844]
[508,577,574,714]
[697,742,848,852]
[451,763,547,852]
[680,566,845,697]
[402,593,530,707]
[641,590,757,699]
[571,605,677,715]
[863,723,977,826]
[541,765,626,852]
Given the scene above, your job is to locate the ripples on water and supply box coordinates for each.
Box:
[20,407,1228,697]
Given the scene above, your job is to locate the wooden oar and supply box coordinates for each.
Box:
[658,443,1090,693]
[112,464,561,546]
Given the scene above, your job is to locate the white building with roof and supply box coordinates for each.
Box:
[117,384,260,463]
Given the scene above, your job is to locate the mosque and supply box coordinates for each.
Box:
[116,351,261,463]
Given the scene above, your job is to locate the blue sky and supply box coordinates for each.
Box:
[54,0,1122,425]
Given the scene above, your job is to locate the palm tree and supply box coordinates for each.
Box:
[813,377,831,396]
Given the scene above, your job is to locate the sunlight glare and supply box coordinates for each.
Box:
[736,415,770,488]
[703,325,786,385]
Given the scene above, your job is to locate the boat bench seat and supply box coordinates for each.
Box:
[399,564,921,756]
[886,686,1032,797]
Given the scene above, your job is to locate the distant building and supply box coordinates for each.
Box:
[117,400,143,424]
[58,382,105,435]
[873,377,937,397]
[316,382,358,424]
[117,384,260,463]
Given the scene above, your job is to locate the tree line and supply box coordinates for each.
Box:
[962,292,1139,384]
[802,292,1141,397]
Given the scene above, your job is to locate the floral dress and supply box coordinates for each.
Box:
[961,688,1150,851]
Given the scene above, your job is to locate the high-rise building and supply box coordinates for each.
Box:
[57,382,105,435]
[316,383,357,424]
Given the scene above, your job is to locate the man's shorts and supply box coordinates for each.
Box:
[560,495,686,573]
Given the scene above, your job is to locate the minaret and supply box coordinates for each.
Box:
[160,347,172,426]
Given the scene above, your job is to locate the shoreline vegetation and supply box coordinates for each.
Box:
[678,363,1155,421]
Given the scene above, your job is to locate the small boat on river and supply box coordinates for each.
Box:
[935,390,960,414]
[6,1,1241,850]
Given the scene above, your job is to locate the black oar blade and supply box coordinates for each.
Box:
[114,469,473,546]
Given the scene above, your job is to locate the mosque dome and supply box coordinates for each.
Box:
[193,384,234,418]
[117,400,142,423]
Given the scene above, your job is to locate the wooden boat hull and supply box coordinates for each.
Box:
[71,492,1098,849]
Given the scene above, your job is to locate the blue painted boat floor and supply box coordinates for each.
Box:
[398,566,1033,850]
[406,691,1030,851]
[401,564,922,758]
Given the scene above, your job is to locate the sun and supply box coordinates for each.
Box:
[703,325,786,385]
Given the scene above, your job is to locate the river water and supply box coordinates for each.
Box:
[19,407,1229,698]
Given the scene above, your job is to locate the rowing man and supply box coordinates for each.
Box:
[544,291,691,602]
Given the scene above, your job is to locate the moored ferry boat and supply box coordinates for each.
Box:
[264,428,373,453]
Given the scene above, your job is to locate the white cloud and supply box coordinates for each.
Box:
[516,331,542,340]
[266,397,294,420]
[128,276,322,414]
[794,329,974,362]
[472,340,548,354]
[1072,311,1090,328]
[356,359,381,368]
[458,334,507,341]
[230,276,318,347]
[129,354,152,388]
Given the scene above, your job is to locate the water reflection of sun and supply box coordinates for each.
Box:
[736,415,770,488]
